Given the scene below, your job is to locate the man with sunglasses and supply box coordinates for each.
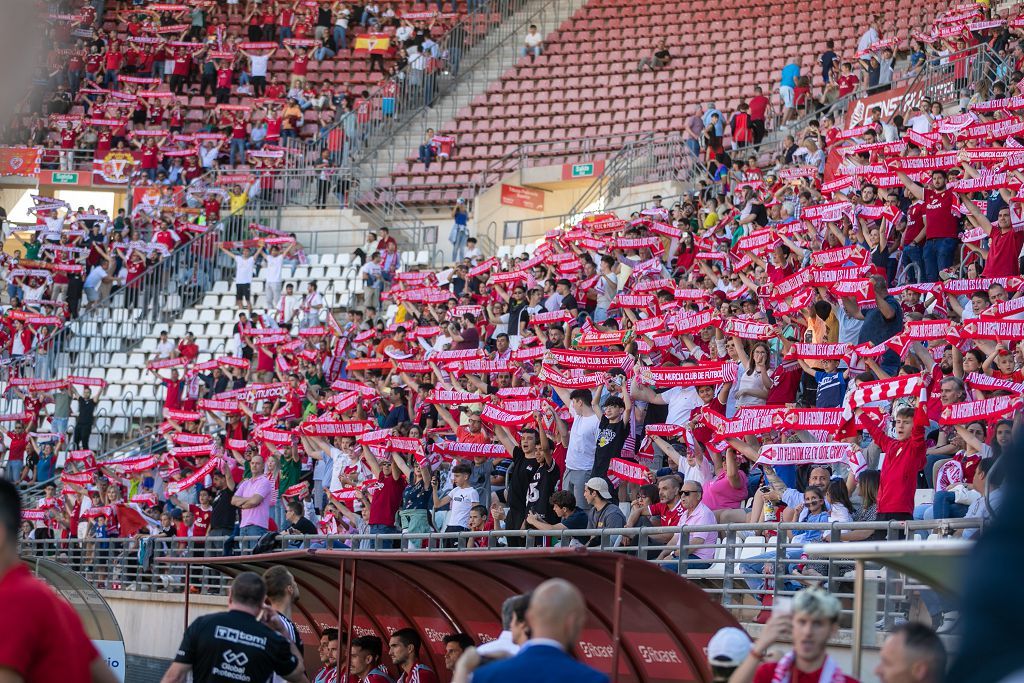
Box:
[658,481,718,567]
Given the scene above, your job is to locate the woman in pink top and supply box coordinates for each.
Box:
[702,448,749,521]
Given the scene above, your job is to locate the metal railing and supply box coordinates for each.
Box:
[17,429,168,500]
[19,518,979,634]
[566,132,697,218]
[291,0,585,170]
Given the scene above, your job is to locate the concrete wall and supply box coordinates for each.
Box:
[102,590,227,660]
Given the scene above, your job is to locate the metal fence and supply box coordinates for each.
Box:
[19,518,979,634]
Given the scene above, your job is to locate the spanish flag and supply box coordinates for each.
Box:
[353,33,391,55]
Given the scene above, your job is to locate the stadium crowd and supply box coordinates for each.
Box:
[7,0,471,175]
[0,0,1016,636]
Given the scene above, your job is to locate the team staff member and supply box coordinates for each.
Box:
[0,479,120,683]
[161,572,308,683]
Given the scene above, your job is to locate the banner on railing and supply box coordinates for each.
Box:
[0,147,40,177]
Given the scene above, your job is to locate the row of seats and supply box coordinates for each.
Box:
[387,0,950,193]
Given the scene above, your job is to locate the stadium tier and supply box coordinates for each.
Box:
[2,2,1022,679]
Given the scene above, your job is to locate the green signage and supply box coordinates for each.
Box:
[571,163,595,178]
[50,172,79,184]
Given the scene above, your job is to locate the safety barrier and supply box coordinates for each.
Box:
[20,517,980,632]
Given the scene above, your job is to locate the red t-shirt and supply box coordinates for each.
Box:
[293,55,309,76]
[104,50,123,71]
[649,499,684,527]
[923,188,959,240]
[765,362,802,405]
[5,432,27,462]
[163,378,181,410]
[863,407,928,514]
[178,342,199,361]
[368,474,407,526]
[984,226,1024,277]
[748,95,769,121]
[0,564,99,682]
[753,661,859,683]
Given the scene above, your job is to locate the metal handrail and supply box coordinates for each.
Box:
[17,518,980,634]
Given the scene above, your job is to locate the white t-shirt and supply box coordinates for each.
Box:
[524,31,542,48]
[155,338,176,359]
[445,485,479,529]
[857,27,879,53]
[662,386,703,426]
[234,255,255,285]
[360,261,382,280]
[906,114,932,134]
[565,408,600,471]
[264,254,284,283]
[249,54,269,77]
[278,294,299,323]
[200,145,219,168]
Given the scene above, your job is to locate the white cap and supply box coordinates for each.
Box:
[584,477,613,500]
[707,627,752,667]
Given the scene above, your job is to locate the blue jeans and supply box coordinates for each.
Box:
[332,26,347,50]
[315,46,336,61]
[229,138,246,166]
[51,417,69,436]
[418,144,435,168]
[923,238,957,283]
[740,548,804,592]
[369,523,399,549]
[932,490,968,520]
[686,553,711,570]
[902,243,924,283]
[239,524,268,537]
[451,225,468,261]
[686,138,700,158]
[6,460,23,484]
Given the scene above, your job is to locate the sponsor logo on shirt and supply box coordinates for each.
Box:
[215,625,267,648]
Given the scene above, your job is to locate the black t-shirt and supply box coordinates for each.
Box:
[173,609,298,683]
[77,398,97,424]
[505,447,540,515]
[593,417,627,486]
[288,517,317,534]
[526,459,561,524]
[210,486,238,529]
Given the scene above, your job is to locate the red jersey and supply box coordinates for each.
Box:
[983,226,1024,277]
[189,505,212,536]
[140,145,159,169]
[837,73,858,96]
[0,564,100,683]
[748,94,769,120]
[266,116,282,140]
[231,122,247,140]
[753,661,858,683]
[216,67,232,89]
[396,664,439,683]
[126,257,145,283]
[178,341,199,361]
[85,53,102,73]
[59,128,78,149]
[649,499,685,527]
[923,188,960,239]
[292,54,309,76]
[902,201,925,245]
[203,198,221,221]
[94,130,112,157]
[104,50,123,71]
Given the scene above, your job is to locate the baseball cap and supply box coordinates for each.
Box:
[584,477,613,500]
[707,627,752,667]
